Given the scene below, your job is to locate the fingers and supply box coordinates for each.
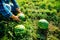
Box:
[10,15,20,22]
[15,16,20,22]
[12,16,20,22]
[16,16,20,22]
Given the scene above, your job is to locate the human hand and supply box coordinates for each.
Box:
[16,8,21,13]
[10,15,20,22]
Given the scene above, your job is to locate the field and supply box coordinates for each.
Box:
[0,0,60,40]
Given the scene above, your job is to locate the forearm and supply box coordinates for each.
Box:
[1,10,13,18]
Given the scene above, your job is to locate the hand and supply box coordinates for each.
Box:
[10,15,20,22]
[16,8,21,13]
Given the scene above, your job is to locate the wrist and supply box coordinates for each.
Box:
[10,14,15,18]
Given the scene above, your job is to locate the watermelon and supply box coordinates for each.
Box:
[14,25,26,35]
[38,19,49,29]
[17,13,26,21]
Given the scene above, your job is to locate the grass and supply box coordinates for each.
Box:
[0,0,60,40]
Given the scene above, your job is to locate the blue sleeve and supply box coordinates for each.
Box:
[1,3,13,18]
[11,0,19,8]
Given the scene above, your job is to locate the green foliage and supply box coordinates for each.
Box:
[0,0,60,40]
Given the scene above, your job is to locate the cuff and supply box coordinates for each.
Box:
[4,12,13,18]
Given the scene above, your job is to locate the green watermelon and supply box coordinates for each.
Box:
[38,19,49,29]
[17,13,26,21]
[14,25,26,35]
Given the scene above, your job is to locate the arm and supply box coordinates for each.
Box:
[11,0,21,13]
[2,3,13,18]
[1,1,20,21]
[2,5,20,21]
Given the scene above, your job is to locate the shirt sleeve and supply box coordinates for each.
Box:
[1,3,13,18]
[11,0,19,8]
